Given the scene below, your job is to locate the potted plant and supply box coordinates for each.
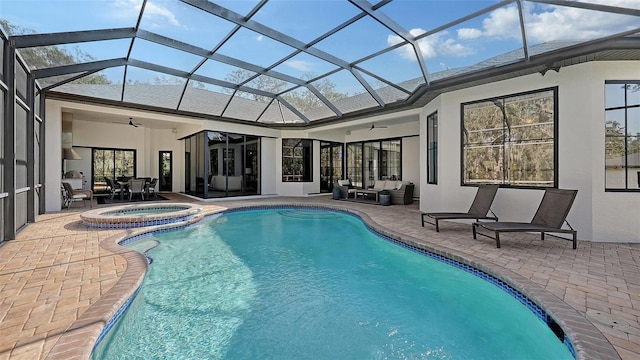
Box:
[332,186,342,200]
[378,189,391,206]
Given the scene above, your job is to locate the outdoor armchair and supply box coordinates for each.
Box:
[61,181,93,208]
[128,178,146,201]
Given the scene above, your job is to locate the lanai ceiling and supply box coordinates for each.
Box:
[2,0,640,126]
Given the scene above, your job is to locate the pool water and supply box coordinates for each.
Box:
[104,208,180,216]
[92,209,573,359]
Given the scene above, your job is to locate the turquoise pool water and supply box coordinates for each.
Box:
[104,208,180,216]
[92,209,573,359]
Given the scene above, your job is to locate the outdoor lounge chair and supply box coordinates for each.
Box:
[472,188,578,249]
[421,184,499,232]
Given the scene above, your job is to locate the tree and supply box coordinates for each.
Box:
[1,19,111,85]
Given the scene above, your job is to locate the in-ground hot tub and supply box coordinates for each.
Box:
[81,203,203,228]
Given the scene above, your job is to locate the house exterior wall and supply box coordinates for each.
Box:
[402,136,420,196]
[44,102,62,212]
[419,61,640,242]
[43,61,640,242]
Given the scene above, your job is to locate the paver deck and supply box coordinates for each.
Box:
[1,193,639,359]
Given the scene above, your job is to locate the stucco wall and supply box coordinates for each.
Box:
[420,61,640,242]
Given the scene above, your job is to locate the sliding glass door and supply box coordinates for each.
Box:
[184,131,260,198]
[346,138,401,188]
[92,148,136,193]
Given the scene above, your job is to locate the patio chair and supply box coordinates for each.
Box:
[336,179,357,199]
[421,184,499,232]
[472,188,578,249]
[127,178,146,201]
[105,178,123,200]
[148,178,158,199]
[61,181,93,208]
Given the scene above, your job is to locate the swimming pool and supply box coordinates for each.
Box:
[91,208,574,359]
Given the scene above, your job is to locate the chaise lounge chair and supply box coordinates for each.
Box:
[472,188,578,249]
[421,184,499,232]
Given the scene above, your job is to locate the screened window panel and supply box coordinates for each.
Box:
[15,105,28,189]
[54,67,125,102]
[251,0,357,43]
[129,38,202,72]
[35,119,41,186]
[139,0,235,50]
[524,4,639,50]
[223,92,271,121]
[271,52,339,80]
[217,27,296,68]
[0,90,4,193]
[357,45,424,92]
[25,39,130,70]
[312,16,392,63]
[179,82,229,117]
[0,38,4,77]
[357,72,412,105]
[123,68,185,109]
[382,0,492,31]
[258,101,305,124]
[194,59,257,84]
[16,62,28,103]
[0,91,6,195]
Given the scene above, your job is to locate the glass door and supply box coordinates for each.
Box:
[320,142,343,192]
[159,151,172,191]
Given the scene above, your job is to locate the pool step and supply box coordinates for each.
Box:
[277,209,342,219]
[126,239,160,254]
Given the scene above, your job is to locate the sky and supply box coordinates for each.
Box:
[1,0,639,99]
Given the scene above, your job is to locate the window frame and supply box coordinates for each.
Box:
[604,80,640,192]
[427,111,438,185]
[346,137,403,189]
[460,87,558,189]
[282,138,313,182]
[91,147,137,191]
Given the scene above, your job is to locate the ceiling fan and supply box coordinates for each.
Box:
[113,117,142,127]
[129,118,141,127]
[369,123,388,131]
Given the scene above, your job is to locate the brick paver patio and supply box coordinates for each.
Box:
[1,193,639,359]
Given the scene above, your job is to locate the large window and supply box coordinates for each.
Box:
[605,81,640,191]
[462,87,557,188]
[282,139,313,182]
[427,112,438,184]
